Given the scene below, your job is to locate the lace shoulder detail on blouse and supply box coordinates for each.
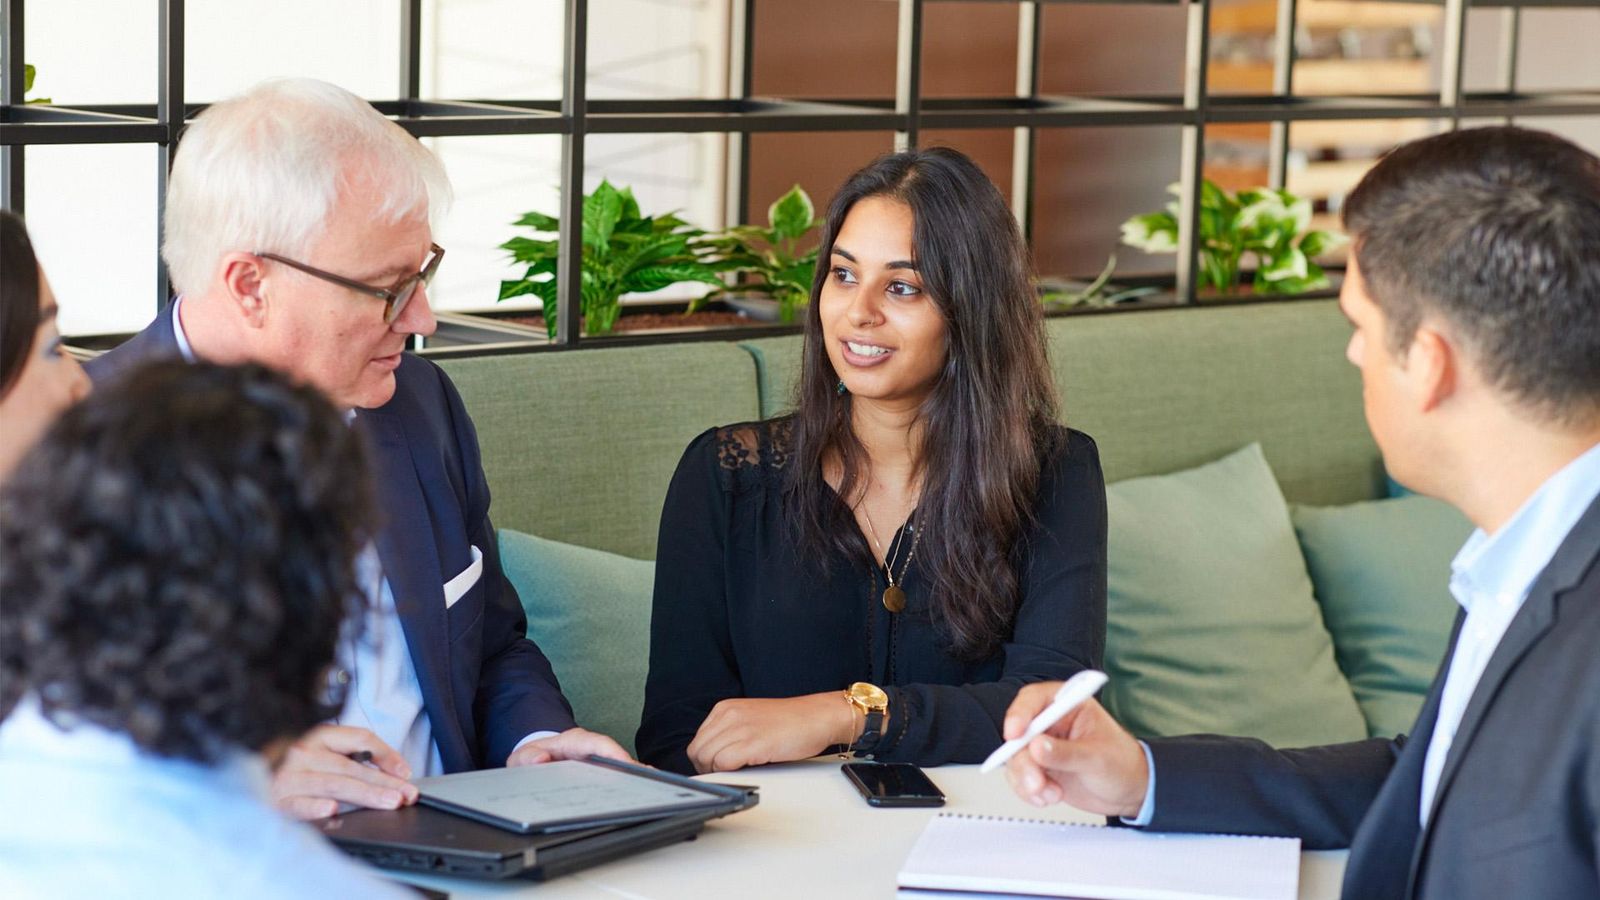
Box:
[713,417,795,485]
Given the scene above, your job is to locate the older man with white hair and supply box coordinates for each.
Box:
[88,77,629,820]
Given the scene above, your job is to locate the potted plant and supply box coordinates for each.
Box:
[498,180,724,337]
[1119,180,1346,296]
[1038,255,1159,310]
[695,185,821,323]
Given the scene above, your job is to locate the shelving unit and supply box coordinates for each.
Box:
[2,0,1597,354]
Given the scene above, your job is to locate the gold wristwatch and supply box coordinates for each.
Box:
[845,682,890,752]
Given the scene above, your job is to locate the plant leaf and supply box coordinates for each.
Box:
[1298,229,1347,258]
[24,64,36,93]
[1259,246,1310,282]
[583,181,626,254]
[1120,212,1178,253]
[512,210,560,231]
[500,236,560,263]
[769,185,815,242]
[625,263,726,294]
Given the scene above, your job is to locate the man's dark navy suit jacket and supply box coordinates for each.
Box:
[1139,492,1600,899]
[86,302,576,772]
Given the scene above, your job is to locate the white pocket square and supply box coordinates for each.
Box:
[443,544,484,609]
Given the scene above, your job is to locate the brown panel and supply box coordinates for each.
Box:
[919,129,1016,209]
[921,5,1019,98]
[745,131,897,228]
[1030,6,1188,280]
[1032,128,1183,280]
[751,0,897,98]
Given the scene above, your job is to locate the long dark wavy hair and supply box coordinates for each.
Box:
[0,361,375,762]
[785,147,1059,660]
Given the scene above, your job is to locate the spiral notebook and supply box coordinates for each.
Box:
[897,813,1300,900]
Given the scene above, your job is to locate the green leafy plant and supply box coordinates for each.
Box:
[498,180,723,337]
[695,184,821,323]
[1039,255,1159,310]
[1120,180,1346,296]
[24,64,51,104]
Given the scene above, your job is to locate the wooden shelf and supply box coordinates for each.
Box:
[1209,59,1431,95]
[1212,0,1442,32]
[1208,118,1432,149]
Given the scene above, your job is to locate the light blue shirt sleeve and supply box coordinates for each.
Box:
[1119,740,1158,827]
[511,730,562,757]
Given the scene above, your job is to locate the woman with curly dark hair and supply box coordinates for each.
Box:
[0,210,90,480]
[638,148,1107,775]
[0,361,410,898]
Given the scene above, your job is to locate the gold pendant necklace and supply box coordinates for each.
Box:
[862,504,921,614]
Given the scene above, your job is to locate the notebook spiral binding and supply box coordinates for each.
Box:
[932,811,1297,841]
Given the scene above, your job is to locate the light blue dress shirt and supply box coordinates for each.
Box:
[172,297,552,775]
[1127,440,1600,829]
[1418,440,1600,825]
[0,699,409,900]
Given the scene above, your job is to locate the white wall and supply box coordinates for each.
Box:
[23,0,730,336]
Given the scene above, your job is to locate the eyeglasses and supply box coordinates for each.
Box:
[254,243,445,324]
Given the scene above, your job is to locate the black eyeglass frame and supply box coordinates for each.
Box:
[254,243,445,324]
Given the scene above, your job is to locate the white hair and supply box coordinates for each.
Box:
[162,77,451,296]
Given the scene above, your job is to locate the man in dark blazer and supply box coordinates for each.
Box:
[89,78,628,820]
[1001,126,1600,899]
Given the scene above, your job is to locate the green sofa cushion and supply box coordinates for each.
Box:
[1292,496,1472,738]
[1101,443,1370,748]
[499,528,654,754]
[439,343,761,560]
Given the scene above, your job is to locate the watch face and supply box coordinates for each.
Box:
[848,682,889,709]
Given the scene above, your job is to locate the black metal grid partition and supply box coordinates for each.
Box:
[3,0,1599,354]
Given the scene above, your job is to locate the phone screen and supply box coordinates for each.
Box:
[841,762,945,807]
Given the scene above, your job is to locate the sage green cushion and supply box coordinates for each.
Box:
[1101,443,1369,748]
[1292,496,1472,738]
[439,343,760,559]
[499,528,654,754]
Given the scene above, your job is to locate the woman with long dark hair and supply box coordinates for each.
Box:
[638,147,1106,775]
[0,210,90,480]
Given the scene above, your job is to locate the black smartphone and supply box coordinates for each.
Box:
[841,762,946,808]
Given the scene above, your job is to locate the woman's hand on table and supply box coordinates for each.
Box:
[687,693,856,774]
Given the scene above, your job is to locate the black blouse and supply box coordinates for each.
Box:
[636,418,1107,775]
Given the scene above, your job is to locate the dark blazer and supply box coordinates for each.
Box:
[1142,491,1600,900]
[86,303,576,772]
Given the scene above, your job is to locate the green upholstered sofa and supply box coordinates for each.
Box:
[438,299,1465,756]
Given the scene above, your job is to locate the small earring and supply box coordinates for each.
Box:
[836,379,848,396]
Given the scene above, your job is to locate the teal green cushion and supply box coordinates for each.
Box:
[1292,496,1472,738]
[498,528,655,754]
[1102,444,1369,748]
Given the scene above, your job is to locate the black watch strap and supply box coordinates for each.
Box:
[851,707,885,752]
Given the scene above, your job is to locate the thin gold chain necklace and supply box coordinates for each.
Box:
[861,503,921,613]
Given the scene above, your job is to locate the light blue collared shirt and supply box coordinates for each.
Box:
[1418,440,1600,825]
[0,699,409,900]
[1126,440,1600,830]
[170,297,553,773]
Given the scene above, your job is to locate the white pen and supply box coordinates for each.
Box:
[980,669,1109,774]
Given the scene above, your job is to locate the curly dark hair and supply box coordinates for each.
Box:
[0,360,376,762]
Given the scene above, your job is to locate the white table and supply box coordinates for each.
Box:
[393,759,1347,899]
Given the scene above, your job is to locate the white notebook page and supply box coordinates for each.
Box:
[898,813,1300,900]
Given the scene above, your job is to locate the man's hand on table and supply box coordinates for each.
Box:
[1001,683,1149,818]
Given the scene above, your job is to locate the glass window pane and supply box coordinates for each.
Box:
[25,144,161,337]
[186,0,400,103]
[24,0,157,105]
[423,135,564,315]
